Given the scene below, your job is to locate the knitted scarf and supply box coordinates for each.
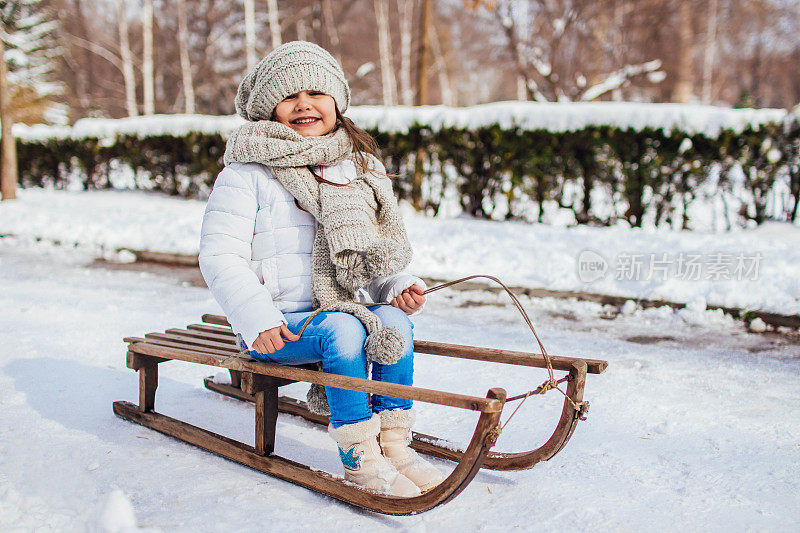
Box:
[224,120,413,367]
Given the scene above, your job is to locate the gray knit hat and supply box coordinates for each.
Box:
[235,41,350,122]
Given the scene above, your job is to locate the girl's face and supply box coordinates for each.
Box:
[273,90,337,137]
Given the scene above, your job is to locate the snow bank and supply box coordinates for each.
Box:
[347,102,787,137]
[12,102,787,142]
[2,188,799,317]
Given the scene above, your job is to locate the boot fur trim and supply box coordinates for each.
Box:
[378,408,416,430]
[328,413,381,445]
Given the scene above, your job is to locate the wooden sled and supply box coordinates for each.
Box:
[196,313,607,471]
[116,316,605,513]
[115,326,509,515]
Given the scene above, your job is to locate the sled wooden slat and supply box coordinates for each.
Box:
[186,323,238,335]
[200,313,607,374]
[412,340,607,374]
[125,336,235,357]
[164,328,238,345]
[127,341,502,413]
[146,332,240,352]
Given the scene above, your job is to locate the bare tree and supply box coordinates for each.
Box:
[177,0,195,113]
[672,0,694,102]
[117,0,137,116]
[374,0,397,105]
[0,25,17,201]
[142,0,154,114]
[244,0,257,69]
[321,0,341,60]
[430,22,454,105]
[487,0,663,102]
[268,0,281,50]
[701,0,718,103]
[397,0,415,105]
[411,0,433,211]
[416,0,432,106]
[38,0,800,118]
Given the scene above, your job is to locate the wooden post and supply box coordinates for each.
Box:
[125,351,164,413]
[242,372,279,456]
[139,362,158,413]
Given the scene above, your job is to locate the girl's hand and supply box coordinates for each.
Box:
[252,324,300,354]
[390,285,426,315]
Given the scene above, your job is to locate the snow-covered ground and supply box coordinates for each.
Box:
[2,188,800,318]
[1,236,799,531]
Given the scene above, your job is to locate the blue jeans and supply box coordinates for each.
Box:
[243,305,414,428]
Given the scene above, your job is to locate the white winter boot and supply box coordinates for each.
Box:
[329,414,421,497]
[378,409,445,492]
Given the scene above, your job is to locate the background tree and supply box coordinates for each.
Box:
[1,0,62,200]
[28,0,800,124]
[1,20,17,201]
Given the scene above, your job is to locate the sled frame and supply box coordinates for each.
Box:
[114,337,507,515]
[126,313,605,473]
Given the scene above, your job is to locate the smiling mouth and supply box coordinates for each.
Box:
[291,117,321,125]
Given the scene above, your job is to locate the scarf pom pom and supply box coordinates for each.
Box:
[364,326,406,365]
[334,251,370,293]
[306,383,331,416]
[365,239,409,278]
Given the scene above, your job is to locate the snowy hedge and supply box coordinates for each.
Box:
[12,102,800,228]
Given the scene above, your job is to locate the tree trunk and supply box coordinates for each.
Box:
[398,0,415,106]
[268,0,282,50]
[430,22,454,105]
[177,0,195,113]
[117,0,137,116]
[142,0,155,114]
[296,18,308,42]
[415,0,432,107]
[701,0,718,104]
[374,0,397,105]
[244,0,257,70]
[0,28,18,201]
[321,0,341,60]
[74,0,93,116]
[672,0,693,103]
[411,0,432,211]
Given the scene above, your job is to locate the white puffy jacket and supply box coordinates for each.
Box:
[198,160,426,347]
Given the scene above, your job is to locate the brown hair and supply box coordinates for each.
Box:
[334,107,382,177]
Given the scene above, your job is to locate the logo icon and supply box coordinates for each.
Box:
[577,249,608,283]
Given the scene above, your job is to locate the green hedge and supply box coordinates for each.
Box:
[15,119,800,229]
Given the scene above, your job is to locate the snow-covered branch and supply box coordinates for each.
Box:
[579,60,663,102]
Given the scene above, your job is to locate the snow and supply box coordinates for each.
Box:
[99,490,139,532]
[11,102,787,142]
[1,235,798,531]
[2,188,800,318]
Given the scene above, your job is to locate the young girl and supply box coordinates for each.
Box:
[199,41,442,497]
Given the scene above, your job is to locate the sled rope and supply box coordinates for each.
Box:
[422,275,587,417]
